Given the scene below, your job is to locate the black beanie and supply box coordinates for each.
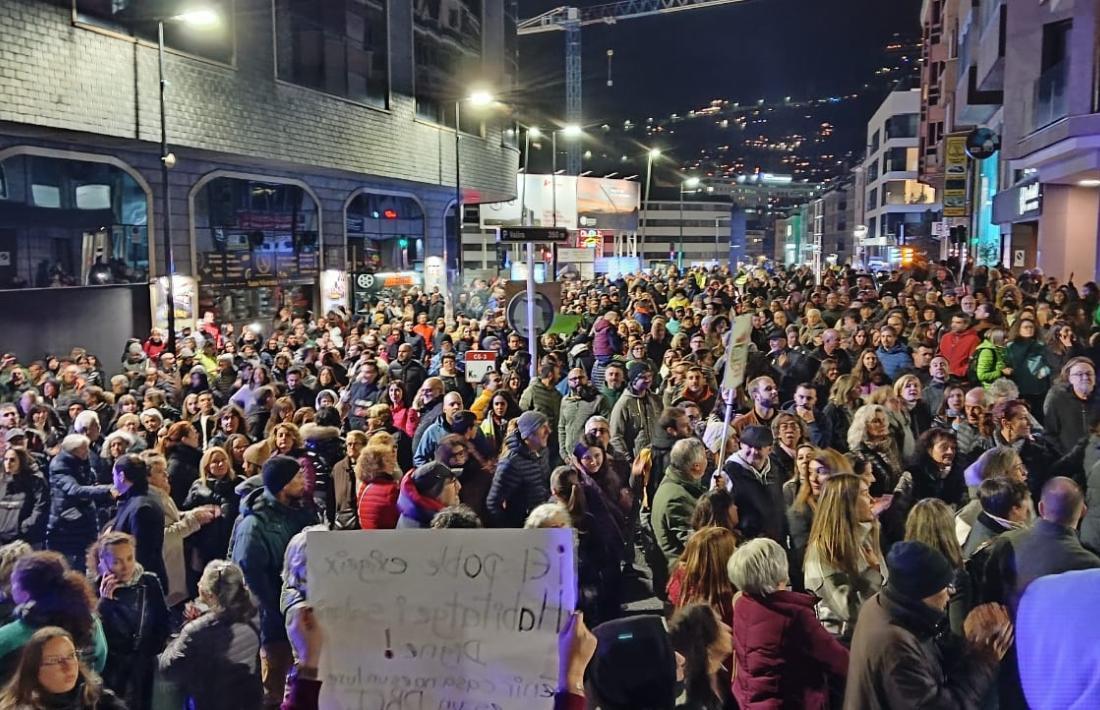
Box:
[886,541,955,601]
[587,616,677,709]
[262,455,301,495]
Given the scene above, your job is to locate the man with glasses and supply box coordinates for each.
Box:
[991,399,1060,501]
[559,369,609,463]
[1044,357,1100,453]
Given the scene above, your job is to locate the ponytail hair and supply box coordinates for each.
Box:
[198,560,257,622]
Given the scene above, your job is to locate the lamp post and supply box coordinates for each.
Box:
[451,90,494,303]
[156,7,219,353]
[550,124,582,228]
[641,148,660,268]
[678,176,700,270]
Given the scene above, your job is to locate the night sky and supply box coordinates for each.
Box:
[517,0,924,126]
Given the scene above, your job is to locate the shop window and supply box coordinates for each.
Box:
[346,192,425,273]
[414,0,483,131]
[0,154,149,289]
[274,0,388,108]
[882,180,936,206]
[74,0,235,64]
[192,176,320,325]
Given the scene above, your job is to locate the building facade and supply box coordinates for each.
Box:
[0,0,519,358]
[639,199,732,268]
[858,88,941,264]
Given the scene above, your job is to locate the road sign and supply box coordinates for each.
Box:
[498,226,570,243]
[506,291,555,339]
[464,351,497,384]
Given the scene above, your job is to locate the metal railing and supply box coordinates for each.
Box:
[1031,61,1069,131]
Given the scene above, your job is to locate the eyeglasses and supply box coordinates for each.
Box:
[41,651,79,668]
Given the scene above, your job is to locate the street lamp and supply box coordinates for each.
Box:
[453,88,495,301]
[550,125,583,227]
[640,148,661,267]
[678,177,701,269]
[157,6,220,353]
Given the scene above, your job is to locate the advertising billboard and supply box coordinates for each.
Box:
[480,175,639,231]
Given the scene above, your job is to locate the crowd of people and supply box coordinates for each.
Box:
[0,259,1098,709]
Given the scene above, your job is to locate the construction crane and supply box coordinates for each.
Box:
[518,0,751,175]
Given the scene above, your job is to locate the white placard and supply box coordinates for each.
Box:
[464,351,497,384]
[308,529,577,710]
[722,314,754,391]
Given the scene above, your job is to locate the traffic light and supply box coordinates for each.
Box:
[398,238,409,248]
[949,225,968,245]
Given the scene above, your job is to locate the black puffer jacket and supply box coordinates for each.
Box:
[183,475,241,568]
[486,431,551,528]
[300,423,345,525]
[46,450,114,559]
[0,470,49,545]
[167,443,202,509]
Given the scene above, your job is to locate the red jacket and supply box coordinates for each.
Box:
[731,590,849,710]
[938,329,980,378]
[357,476,399,529]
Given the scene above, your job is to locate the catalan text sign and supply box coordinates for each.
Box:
[307,529,577,710]
[464,351,497,384]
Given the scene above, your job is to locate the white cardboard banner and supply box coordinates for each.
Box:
[307,529,577,710]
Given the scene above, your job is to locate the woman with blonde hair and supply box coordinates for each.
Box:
[893,373,933,443]
[356,442,400,529]
[667,527,738,628]
[799,308,826,347]
[181,446,239,575]
[904,498,972,634]
[803,474,884,640]
[846,404,904,497]
[822,375,861,452]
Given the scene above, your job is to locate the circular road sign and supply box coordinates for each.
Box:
[965,127,1000,160]
[506,291,555,339]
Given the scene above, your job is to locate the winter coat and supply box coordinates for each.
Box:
[410,398,444,454]
[387,359,428,406]
[592,317,620,358]
[0,615,108,679]
[732,590,849,710]
[157,611,263,710]
[876,343,913,382]
[97,567,170,707]
[1004,338,1051,397]
[844,586,997,710]
[112,485,168,591]
[520,378,563,425]
[486,431,551,528]
[395,472,445,529]
[724,455,787,544]
[167,443,202,509]
[46,451,114,559]
[1043,384,1100,454]
[301,423,344,525]
[973,340,1007,386]
[150,486,203,607]
[558,389,609,462]
[391,401,417,438]
[1082,460,1100,554]
[609,388,663,459]
[183,475,241,570]
[804,522,885,640]
[330,456,359,530]
[650,467,707,567]
[821,403,853,452]
[229,488,319,644]
[358,475,399,530]
[938,329,981,379]
[0,470,49,545]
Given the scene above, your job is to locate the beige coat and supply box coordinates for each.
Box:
[151,486,203,606]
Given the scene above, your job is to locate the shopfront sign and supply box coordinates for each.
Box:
[992,180,1042,224]
[943,133,970,218]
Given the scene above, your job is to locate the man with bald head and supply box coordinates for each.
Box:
[981,476,1099,708]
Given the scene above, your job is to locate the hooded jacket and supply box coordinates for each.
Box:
[486,430,551,528]
[358,474,400,530]
[229,487,319,643]
[876,343,914,382]
[609,387,662,459]
[395,472,445,529]
[724,452,787,544]
[301,423,345,524]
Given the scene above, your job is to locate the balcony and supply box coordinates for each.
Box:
[1030,62,1069,132]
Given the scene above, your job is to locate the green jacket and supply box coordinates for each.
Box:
[0,616,107,672]
[974,340,1007,386]
[1004,338,1051,396]
[519,378,562,425]
[650,467,707,568]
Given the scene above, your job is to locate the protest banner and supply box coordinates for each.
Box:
[307,529,577,710]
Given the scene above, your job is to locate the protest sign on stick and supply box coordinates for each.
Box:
[307,528,577,710]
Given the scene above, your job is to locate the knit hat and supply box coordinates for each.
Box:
[243,440,271,468]
[626,360,652,383]
[886,541,955,601]
[410,461,455,498]
[517,410,549,440]
[261,455,300,495]
[766,329,786,342]
[3,428,26,443]
[127,342,143,355]
[740,425,774,449]
[587,616,677,709]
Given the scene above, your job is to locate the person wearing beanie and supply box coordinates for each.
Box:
[230,454,319,707]
[722,424,786,544]
[584,615,679,710]
[486,410,551,528]
[396,462,462,529]
[845,540,1012,709]
[111,453,169,590]
[609,359,662,459]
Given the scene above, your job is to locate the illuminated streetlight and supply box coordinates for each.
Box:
[466,89,495,107]
[528,127,543,139]
[561,124,583,138]
[648,148,662,159]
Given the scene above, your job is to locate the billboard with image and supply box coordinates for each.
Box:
[479,175,638,231]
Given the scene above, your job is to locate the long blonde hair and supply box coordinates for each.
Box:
[806,474,877,578]
[673,527,737,610]
[904,498,964,569]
